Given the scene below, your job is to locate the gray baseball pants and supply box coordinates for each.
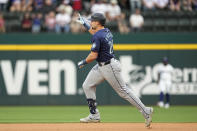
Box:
[82,58,151,118]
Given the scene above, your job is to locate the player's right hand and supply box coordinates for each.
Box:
[76,13,85,25]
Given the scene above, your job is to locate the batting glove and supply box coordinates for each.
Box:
[76,13,90,30]
[76,13,85,24]
[78,59,87,69]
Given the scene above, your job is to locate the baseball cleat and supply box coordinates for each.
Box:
[158,101,164,108]
[145,107,153,128]
[80,112,100,123]
[165,103,170,109]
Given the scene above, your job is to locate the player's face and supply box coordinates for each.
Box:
[91,21,99,30]
[163,61,168,65]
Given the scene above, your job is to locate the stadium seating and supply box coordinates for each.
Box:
[142,11,197,32]
[3,12,21,32]
[2,11,197,32]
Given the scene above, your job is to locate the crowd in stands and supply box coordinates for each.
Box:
[0,0,197,33]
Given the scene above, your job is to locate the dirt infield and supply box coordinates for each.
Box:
[0,123,197,131]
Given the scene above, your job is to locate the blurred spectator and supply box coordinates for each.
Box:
[107,0,121,21]
[170,0,180,11]
[21,0,33,12]
[142,0,155,11]
[83,0,95,12]
[55,9,71,33]
[154,0,169,10]
[57,0,73,16]
[0,0,8,11]
[129,9,144,32]
[118,0,130,12]
[10,0,21,12]
[32,13,42,33]
[72,0,82,11]
[0,12,5,33]
[91,0,108,14]
[42,0,56,14]
[51,0,57,5]
[182,0,192,11]
[118,13,129,34]
[129,0,141,12]
[192,0,197,10]
[45,11,56,32]
[33,0,44,12]
[81,10,91,20]
[21,13,32,32]
[70,11,84,33]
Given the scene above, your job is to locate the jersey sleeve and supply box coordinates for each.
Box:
[91,35,101,52]
[170,65,174,73]
[157,64,162,73]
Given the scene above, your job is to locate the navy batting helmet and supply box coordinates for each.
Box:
[90,13,106,26]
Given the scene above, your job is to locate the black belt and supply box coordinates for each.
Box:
[98,60,111,66]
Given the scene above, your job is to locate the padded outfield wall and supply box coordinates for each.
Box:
[0,32,197,105]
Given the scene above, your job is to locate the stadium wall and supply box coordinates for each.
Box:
[0,33,197,105]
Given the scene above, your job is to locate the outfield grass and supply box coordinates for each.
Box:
[0,106,197,123]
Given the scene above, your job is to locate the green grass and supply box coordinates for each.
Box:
[0,106,197,123]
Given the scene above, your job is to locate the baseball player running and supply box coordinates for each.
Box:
[77,13,153,128]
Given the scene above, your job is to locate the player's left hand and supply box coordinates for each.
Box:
[76,13,85,25]
[77,59,87,69]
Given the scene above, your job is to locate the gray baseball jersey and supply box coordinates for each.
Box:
[82,28,151,118]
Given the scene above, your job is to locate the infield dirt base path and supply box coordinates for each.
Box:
[0,123,197,131]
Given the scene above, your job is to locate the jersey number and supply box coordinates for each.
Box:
[108,40,113,54]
